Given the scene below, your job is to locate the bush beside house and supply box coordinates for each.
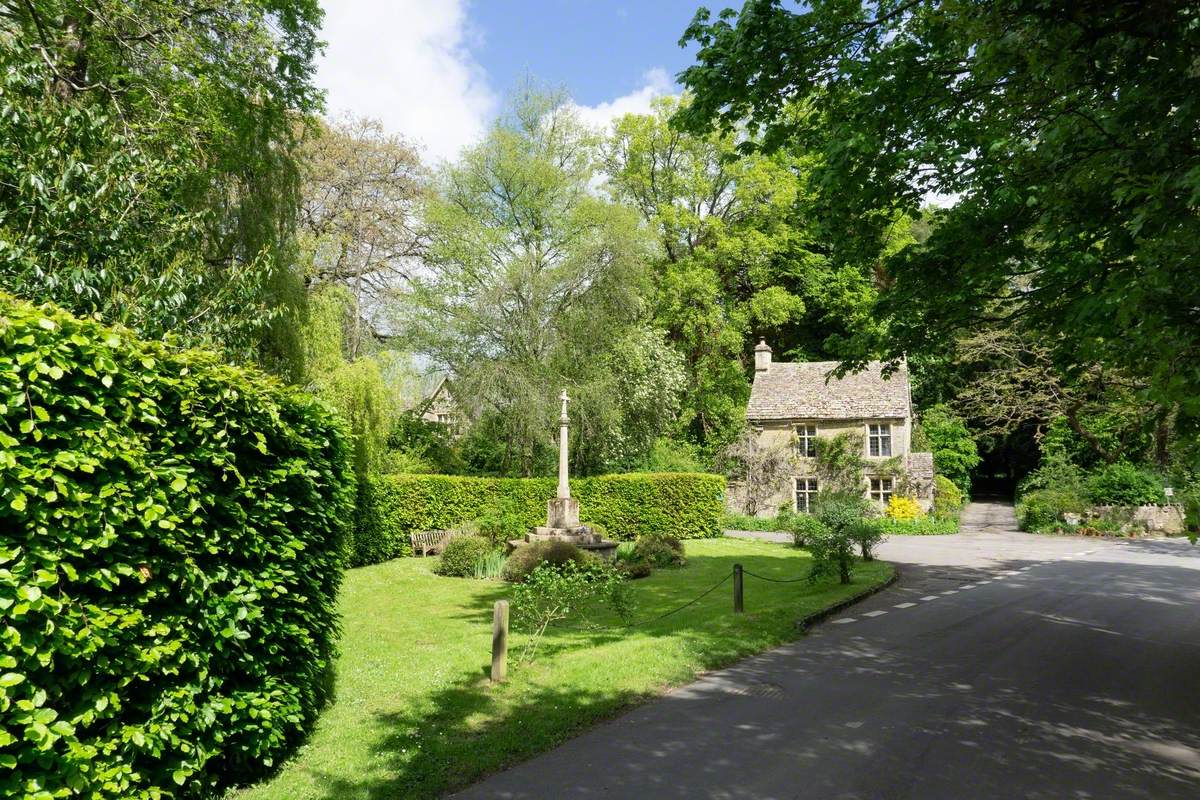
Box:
[0,296,355,799]
[355,472,726,565]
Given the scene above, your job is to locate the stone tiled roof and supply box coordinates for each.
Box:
[747,360,911,421]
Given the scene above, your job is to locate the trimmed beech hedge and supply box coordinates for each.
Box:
[0,296,355,799]
[354,472,726,565]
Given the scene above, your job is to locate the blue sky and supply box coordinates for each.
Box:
[470,1,702,106]
[315,1,723,162]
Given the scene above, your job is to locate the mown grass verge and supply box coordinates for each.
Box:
[231,538,893,800]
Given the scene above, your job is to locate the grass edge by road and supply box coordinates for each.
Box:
[232,538,894,800]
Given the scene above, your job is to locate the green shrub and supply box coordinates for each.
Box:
[786,514,828,547]
[1085,462,1165,506]
[933,474,965,518]
[850,519,885,561]
[810,491,873,584]
[805,525,856,585]
[501,541,597,583]
[1017,488,1087,532]
[0,295,355,799]
[612,541,652,578]
[476,502,529,547]
[357,472,726,566]
[1019,455,1086,496]
[915,405,981,494]
[636,436,708,472]
[434,536,497,577]
[617,557,653,579]
[869,517,959,535]
[1178,483,1200,538]
[632,535,686,568]
[512,561,631,661]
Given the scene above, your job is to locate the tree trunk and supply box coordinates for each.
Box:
[56,14,93,101]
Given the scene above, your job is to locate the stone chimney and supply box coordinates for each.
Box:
[754,339,772,373]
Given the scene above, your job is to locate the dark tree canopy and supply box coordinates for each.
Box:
[0,1,325,368]
[677,0,1200,418]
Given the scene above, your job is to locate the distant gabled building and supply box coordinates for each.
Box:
[415,374,460,430]
[743,340,934,514]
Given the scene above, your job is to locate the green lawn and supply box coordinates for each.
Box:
[232,538,893,800]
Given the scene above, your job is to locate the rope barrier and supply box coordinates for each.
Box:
[552,569,735,632]
[547,562,814,634]
[740,568,813,584]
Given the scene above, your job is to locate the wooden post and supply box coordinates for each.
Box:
[733,564,744,613]
[491,600,509,683]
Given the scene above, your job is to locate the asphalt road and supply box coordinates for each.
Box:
[453,502,1200,799]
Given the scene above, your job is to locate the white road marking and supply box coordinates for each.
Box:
[920,595,939,601]
[976,580,992,585]
[894,602,917,609]
[961,584,977,589]
[831,618,856,624]
[942,590,959,595]
[863,610,888,617]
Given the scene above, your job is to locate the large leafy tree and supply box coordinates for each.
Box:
[0,1,323,368]
[396,89,681,476]
[297,115,428,358]
[677,0,1200,418]
[603,96,893,447]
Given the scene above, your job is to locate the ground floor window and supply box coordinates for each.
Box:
[795,477,818,513]
[869,477,894,503]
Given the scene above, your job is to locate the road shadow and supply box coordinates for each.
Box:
[448,556,1200,799]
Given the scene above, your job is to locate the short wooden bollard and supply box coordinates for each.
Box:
[491,600,509,683]
[733,564,744,613]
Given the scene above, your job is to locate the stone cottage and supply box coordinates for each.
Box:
[418,374,459,430]
[741,340,934,514]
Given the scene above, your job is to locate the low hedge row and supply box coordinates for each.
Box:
[0,295,355,799]
[354,472,726,565]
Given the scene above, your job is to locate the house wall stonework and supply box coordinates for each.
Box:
[741,349,935,516]
[742,418,932,516]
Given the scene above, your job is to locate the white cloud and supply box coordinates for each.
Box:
[316,0,497,163]
[572,68,676,132]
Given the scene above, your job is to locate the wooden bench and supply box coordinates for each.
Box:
[410,529,458,557]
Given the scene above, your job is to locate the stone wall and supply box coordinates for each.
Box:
[1085,505,1186,535]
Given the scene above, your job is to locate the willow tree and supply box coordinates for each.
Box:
[0,1,323,371]
[397,88,680,475]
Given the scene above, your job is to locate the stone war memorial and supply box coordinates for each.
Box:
[511,390,618,558]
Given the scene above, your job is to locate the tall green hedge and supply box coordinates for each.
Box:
[355,472,726,565]
[0,295,355,799]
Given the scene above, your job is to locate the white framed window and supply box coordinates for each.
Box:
[869,477,894,503]
[794,423,817,458]
[795,477,819,513]
[868,423,892,457]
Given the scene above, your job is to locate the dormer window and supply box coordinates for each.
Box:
[868,423,892,457]
[794,423,817,458]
